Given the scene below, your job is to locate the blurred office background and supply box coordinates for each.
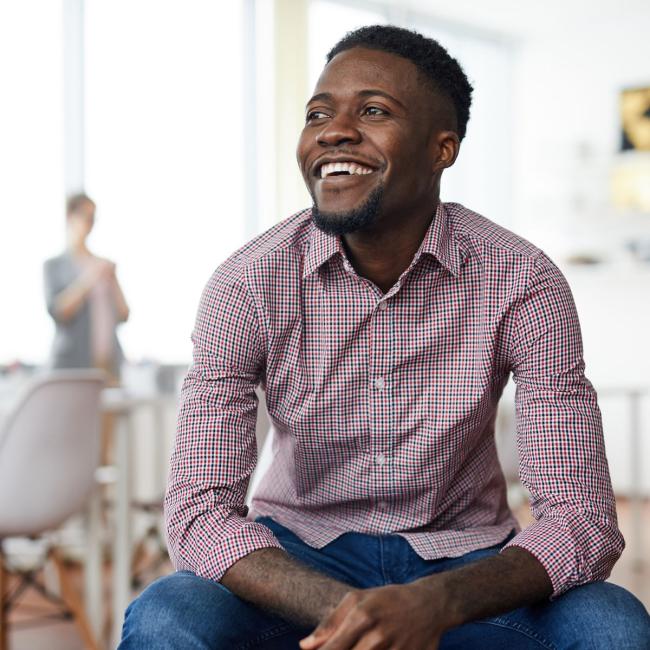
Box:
[1,0,649,648]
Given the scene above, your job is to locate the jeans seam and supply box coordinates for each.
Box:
[480,617,556,649]
[378,538,389,586]
[236,622,299,650]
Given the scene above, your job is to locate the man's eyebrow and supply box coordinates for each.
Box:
[306,89,406,110]
[306,92,333,107]
[358,89,406,110]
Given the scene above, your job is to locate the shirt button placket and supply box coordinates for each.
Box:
[369,294,392,508]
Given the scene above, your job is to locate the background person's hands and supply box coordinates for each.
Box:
[82,257,114,287]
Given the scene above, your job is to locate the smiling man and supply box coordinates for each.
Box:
[120,26,650,649]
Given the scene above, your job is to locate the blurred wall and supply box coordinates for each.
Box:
[510,13,650,494]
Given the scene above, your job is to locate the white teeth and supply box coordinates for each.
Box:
[320,161,374,178]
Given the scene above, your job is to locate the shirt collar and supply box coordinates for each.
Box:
[302,203,463,279]
[418,202,463,277]
[302,217,344,279]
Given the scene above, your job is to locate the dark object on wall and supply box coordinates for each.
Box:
[620,86,650,151]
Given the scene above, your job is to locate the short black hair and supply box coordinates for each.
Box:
[327,25,473,141]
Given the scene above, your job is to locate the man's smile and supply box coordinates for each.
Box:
[319,161,374,178]
[312,155,381,177]
[317,169,379,189]
[311,157,383,197]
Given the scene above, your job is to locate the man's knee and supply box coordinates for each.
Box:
[557,581,650,646]
[119,571,233,649]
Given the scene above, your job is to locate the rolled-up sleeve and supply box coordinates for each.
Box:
[164,258,283,582]
[502,253,624,598]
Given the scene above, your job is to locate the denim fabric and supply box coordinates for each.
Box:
[120,517,650,649]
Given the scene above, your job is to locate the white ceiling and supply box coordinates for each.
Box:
[371,0,650,40]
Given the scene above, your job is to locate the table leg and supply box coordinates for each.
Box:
[0,543,7,650]
[153,403,166,499]
[111,411,133,648]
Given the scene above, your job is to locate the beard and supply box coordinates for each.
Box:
[311,182,384,236]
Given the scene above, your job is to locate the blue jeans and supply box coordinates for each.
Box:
[120,517,650,649]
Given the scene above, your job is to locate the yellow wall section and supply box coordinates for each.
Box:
[274,0,312,220]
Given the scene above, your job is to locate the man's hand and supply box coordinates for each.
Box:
[299,582,447,650]
[299,546,553,650]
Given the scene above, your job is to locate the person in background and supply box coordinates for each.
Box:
[44,193,129,461]
[44,193,129,381]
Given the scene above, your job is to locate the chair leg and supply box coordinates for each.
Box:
[49,548,101,650]
[0,544,8,650]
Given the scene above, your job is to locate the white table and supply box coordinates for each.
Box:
[100,388,175,649]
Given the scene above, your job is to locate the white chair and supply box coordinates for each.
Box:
[0,370,105,650]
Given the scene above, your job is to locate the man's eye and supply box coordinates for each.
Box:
[364,106,387,116]
[306,110,329,122]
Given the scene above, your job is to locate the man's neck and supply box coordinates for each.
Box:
[342,201,438,294]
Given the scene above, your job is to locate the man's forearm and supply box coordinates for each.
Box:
[417,546,553,629]
[298,546,554,650]
[221,548,353,627]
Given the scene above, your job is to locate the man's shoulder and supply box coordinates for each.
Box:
[444,202,542,262]
[208,208,313,288]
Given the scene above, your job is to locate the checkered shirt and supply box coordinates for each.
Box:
[165,202,623,598]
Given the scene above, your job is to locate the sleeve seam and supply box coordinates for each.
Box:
[243,266,269,368]
[507,251,542,369]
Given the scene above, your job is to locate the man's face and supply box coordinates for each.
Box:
[297,47,451,234]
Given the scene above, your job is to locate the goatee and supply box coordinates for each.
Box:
[311,183,384,236]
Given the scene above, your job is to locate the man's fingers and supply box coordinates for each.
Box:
[300,592,360,649]
[300,624,336,650]
[350,628,387,650]
[299,633,321,649]
[319,606,375,650]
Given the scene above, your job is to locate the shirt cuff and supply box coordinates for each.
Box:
[195,519,285,582]
[501,517,580,599]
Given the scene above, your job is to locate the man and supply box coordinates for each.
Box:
[121,26,650,648]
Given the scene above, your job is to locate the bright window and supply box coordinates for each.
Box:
[308,0,387,88]
[0,1,65,365]
[84,0,248,363]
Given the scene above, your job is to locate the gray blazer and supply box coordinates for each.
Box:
[43,253,124,376]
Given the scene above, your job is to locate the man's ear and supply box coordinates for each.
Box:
[432,130,460,173]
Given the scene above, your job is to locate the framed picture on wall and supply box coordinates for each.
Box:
[611,86,650,212]
[621,86,650,151]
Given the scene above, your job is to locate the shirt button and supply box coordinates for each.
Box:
[375,453,386,466]
[378,301,388,311]
[372,377,385,390]
[343,261,352,272]
[377,500,389,511]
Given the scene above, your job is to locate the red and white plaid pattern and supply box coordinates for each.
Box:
[165,202,623,598]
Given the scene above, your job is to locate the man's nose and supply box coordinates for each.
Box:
[317,113,361,147]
